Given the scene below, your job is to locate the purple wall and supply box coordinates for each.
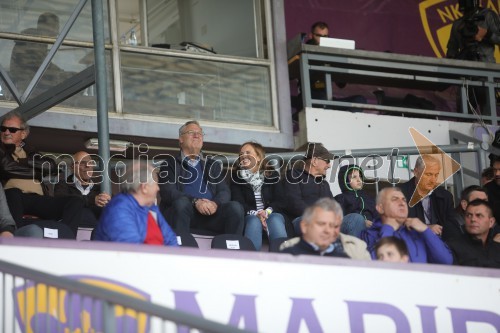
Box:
[284,0,499,58]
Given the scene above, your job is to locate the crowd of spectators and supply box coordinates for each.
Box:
[0,116,498,268]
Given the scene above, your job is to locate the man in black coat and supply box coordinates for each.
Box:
[54,151,111,228]
[485,155,500,225]
[399,155,462,242]
[448,199,500,268]
[281,198,350,258]
[282,142,335,236]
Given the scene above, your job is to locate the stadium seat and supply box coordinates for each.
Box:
[176,232,199,248]
[211,234,256,251]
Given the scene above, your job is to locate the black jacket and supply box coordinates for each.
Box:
[0,144,58,195]
[448,230,500,268]
[54,175,102,209]
[282,168,333,219]
[280,238,350,258]
[230,169,285,215]
[399,177,462,242]
[485,181,500,225]
[158,153,230,211]
[334,164,378,221]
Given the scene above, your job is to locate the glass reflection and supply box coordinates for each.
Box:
[121,52,273,126]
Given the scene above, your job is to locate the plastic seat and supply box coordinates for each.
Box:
[210,234,256,251]
[176,231,199,248]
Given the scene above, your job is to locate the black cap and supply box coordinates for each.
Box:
[304,142,335,161]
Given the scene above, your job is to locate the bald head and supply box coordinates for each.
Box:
[72,151,95,184]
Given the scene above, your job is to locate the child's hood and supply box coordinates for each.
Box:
[337,164,365,193]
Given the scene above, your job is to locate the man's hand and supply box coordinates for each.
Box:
[95,192,111,207]
[428,224,443,236]
[0,231,14,238]
[195,199,218,216]
[475,26,488,42]
[404,218,428,233]
[493,233,500,243]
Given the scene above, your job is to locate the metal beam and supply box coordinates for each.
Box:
[10,66,95,120]
[21,0,89,102]
[91,0,111,194]
[0,64,21,104]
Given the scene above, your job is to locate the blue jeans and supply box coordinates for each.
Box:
[15,224,44,238]
[341,213,367,238]
[244,213,287,250]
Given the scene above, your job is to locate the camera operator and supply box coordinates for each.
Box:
[446,0,500,62]
[446,0,500,115]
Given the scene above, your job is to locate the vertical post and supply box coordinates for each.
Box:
[91,0,111,194]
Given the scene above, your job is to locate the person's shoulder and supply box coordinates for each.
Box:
[433,186,453,199]
[340,233,366,245]
[484,180,499,191]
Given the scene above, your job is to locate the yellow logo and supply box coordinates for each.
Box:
[14,276,150,333]
[419,0,500,61]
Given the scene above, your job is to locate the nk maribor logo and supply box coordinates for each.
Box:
[13,276,150,333]
[419,0,500,61]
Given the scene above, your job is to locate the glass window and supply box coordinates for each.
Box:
[120,51,273,126]
[118,0,262,58]
[0,0,110,43]
[0,1,113,110]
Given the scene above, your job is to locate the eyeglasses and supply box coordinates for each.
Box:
[181,130,205,137]
[0,126,25,133]
[313,33,329,38]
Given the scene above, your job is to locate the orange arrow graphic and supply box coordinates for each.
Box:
[408,127,461,207]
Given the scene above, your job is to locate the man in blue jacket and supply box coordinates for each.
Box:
[94,161,178,246]
[158,121,244,235]
[361,187,453,264]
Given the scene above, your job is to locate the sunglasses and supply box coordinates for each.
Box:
[0,126,25,133]
[313,33,329,38]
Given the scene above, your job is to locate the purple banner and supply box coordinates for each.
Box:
[285,0,500,60]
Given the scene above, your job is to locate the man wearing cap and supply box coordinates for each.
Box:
[282,142,364,237]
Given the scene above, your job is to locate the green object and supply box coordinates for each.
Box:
[397,156,409,168]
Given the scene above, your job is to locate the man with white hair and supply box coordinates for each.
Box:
[399,154,461,241]
[280,198,369,258]
[94,161,177,246]
[361,187,453,264]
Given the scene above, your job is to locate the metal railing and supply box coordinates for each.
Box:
[288,37,500,125]
[214,138,492,200]
[0,259,250,333]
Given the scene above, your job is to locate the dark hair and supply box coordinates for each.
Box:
[481,167,494,181]
[466,199,494,217]
[374,236,409,258]
[460,185,487,202]
[490,154,500,166]
[311,21,328,33]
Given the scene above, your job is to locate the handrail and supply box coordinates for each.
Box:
[288,38,500,125]
[0,258,251,333]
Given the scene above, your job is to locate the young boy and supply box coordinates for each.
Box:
[335,164,378,237]
[374,236,410,263]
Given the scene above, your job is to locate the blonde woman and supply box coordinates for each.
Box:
[230,141,287,250]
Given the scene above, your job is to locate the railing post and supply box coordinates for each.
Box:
[102,301,116,332]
